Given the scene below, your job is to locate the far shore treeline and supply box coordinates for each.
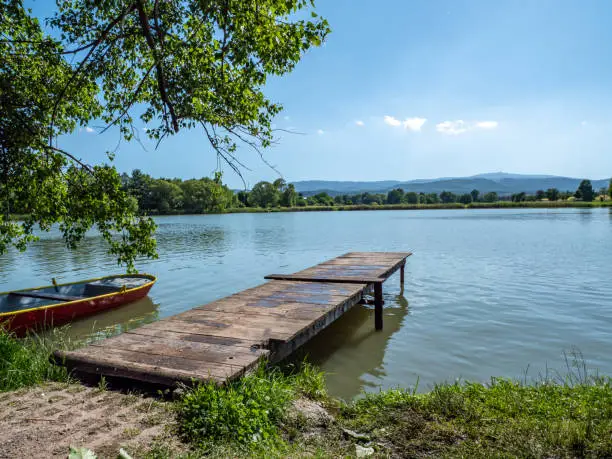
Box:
[8,169,610,217]
[8,170,611,218]
[69,171,612,216]
[10,170,608,217]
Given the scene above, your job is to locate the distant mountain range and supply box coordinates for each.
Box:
[291,173,610,197]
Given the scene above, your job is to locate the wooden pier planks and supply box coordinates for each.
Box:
[266,252,411,283]
[54,252,411,388]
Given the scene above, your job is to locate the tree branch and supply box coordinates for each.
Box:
[100,64,155,134]
[225,125,280,176]
[135,0,179,133]
[50,4,137,144]
[40,144,93,173]
[201,122,247,187]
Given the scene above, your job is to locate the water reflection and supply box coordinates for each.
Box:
[156,224,228,259]
[0,248,16,283]
[578,209,593,223]
[0,235,114,288]
[64,237,108,270]
[3,209,612,400]
[252,214,292,255]
[294,289,410,400]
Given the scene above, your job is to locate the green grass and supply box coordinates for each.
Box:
[341,375,612,458]
[172,355,612,458]
[286,360,327,401]
[3,325,611,458]
[468,200,612,209]
[0,327,72,392]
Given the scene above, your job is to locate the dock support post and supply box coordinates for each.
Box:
[374,282,383,330]
[400,262,405,286]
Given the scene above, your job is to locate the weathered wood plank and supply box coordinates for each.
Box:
[67,346,244,379]
[89,333,268,368]
[54,251,412,388]
[123,328,262,348]
[227,288,364,303]
[341,251,413,258]
[318,260,389,266]
[178,309,318,331]
[265,274,383,284]
[144,317,297,343]
[56,348,240,383]
[201,298,360,320]
[56,353,225,387]
[225,280,365,296]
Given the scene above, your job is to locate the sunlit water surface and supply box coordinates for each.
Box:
[1,208,611,399]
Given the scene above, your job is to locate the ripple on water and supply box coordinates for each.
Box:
[1,209,611,399]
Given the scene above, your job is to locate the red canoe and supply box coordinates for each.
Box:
[0,274,156,334]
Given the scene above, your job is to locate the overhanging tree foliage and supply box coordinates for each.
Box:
[0,0,329,271]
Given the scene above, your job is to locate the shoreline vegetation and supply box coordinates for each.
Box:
[121,171,612,216]
[218,199,612,214]
[2,328,612,457]
[8,200,612,222]
[9,171,611,219]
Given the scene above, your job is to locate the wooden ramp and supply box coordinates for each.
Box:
[54,252,411,388]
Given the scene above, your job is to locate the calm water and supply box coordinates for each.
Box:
[1,208,611,399]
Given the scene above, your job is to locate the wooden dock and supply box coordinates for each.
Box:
[54,252,411,387]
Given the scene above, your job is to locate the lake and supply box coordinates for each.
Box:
[1,208,611,400]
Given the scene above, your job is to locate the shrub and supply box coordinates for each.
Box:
[178,364,294,446]
[178,361,328,449]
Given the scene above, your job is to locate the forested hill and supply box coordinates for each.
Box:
[292,173,610,197]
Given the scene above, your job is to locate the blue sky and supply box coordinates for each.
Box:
[40,0,612,188]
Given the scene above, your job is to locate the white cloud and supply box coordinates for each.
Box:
[84,126,95,133]
[383,115,402,127]
[385,115,427,131]
[436,120,469,135]
[403,117,427,131]
[437,120,499,135]
[475,121,498,129]
[317,129,324,135]
[355,120,365,126]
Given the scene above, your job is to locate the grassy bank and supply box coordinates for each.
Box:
[3,328,612,457]
[341,377,612,457]
[163,362,612,458]
[222,199,612,214]
[0,328,72,392]
[11,201,612,221]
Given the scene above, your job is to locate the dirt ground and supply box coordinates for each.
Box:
[0,382,186,458]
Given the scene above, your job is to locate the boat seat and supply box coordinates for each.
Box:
[83,283,121,296]
[83,277,145,296]
[9,291,82,302]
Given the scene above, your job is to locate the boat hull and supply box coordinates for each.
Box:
[0,275,156,335]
